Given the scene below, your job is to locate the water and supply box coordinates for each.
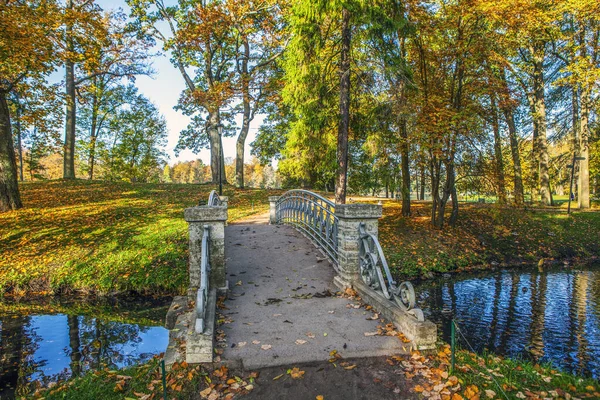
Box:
[0,296,171,398]
[415,265,600,379]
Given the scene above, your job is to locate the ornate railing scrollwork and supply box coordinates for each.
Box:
[275,190,339,264]
[359,223,424,322]
[208,190,222,206]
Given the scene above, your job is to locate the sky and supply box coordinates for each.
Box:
[96,0,265,167]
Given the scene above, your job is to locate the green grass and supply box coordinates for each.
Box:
[376,201,600,279]
[0,180,278,296]
[38,359,203,400]
[452,349,600,399]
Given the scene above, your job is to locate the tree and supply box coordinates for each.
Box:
[61,4,152,179]
[0,0,59,212]
[102,93,167,182]
[129,0,237,183]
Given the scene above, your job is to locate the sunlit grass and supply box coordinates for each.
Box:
[0,180,279,296]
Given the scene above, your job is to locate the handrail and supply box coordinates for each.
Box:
[208,190,222,206]
[359,222,424,321]
[275,190,339,264]
[195,225,210,333]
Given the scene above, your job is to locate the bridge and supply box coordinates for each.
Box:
[165,190,436,369]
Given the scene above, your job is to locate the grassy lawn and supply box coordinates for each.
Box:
[0,180,277,296]
[2,181,597,295]
[377,201,600,279]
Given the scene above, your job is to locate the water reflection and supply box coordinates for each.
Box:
[0,298,170,398]
[416,266,600,379]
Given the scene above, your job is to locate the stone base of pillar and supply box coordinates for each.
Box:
[354,280,437,350]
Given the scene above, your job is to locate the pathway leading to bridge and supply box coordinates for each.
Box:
[219,221,409,370]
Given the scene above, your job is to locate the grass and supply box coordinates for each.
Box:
[376,201,600,279]
[35,360,256,400]
[451,348,600,399]
[2,181,598,295]
[0,180,277,296]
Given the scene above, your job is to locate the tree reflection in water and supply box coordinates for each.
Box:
[0,299,169,398]
[418,265,600,379]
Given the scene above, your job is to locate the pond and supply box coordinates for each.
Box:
[414,265,600,379]
[0,296,171,398]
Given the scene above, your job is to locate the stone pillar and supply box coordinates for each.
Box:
[184,205,228,291]
[269,196,280,225]
[334,203,382,290]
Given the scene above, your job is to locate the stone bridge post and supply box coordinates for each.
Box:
[269,196,280,225]
[333,203,382,290]
[184,202,228,293]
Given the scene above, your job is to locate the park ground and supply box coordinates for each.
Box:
[3,181,600,399]
[1,180,598,296]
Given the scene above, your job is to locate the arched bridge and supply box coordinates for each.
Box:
[165,190,437,369]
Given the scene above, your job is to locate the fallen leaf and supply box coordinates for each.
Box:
[295,339,307,345]
[316,396,324,400]
[289,367,305,379]
[238,342,247,347]
[261,344,272,350]
[273,374,284,380]
[484,389,496,398]
[252,340,261,345]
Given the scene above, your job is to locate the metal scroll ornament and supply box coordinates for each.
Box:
[207,190,222,206]
[358,223,424,322]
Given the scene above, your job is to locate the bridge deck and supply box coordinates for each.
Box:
[220,223,408,370]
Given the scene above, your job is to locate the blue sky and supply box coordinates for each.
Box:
[95,0,264,166]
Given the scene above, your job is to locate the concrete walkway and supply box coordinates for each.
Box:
[220,223,408,370]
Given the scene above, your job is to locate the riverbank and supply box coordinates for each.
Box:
[377,201,600,279]
[0,180,275,296]
[33,346,600,400]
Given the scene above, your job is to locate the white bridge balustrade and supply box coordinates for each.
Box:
[270,190,437,349]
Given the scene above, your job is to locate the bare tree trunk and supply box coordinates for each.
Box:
[400,118,411,216]
[88,88,99,180]
[532,44,551,205]
[15,105,23,182]
[503,104,524,205]
[236,40,253,189]
[578,84,591,209]
[420,165,425,200]
[0,91,22,212]
[335,8,351,205]
[491,94,506,203]
[63,0,76,179]
[208,111,226,184]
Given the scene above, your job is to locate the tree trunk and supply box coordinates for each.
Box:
[15,106,23,182]
[236,40,253,189]
[88,89,99,180]
[0,91,22,212]
[503,104,524,205]
[420,165,425,200]
[207,111,225,184]
[400,117,411,216]
[531,44,551,205]
[63,0,77,179]
[578,84,591,209]
[490,94,506,203]
[571,85,580,198]
[335,8,351,205]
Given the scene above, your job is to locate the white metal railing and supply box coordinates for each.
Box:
[275,190,339,264]
[358,222,424,321]
[195,224,210,333]
[208,190,222,206]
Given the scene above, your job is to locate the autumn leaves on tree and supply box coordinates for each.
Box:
[1,0,599,217]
